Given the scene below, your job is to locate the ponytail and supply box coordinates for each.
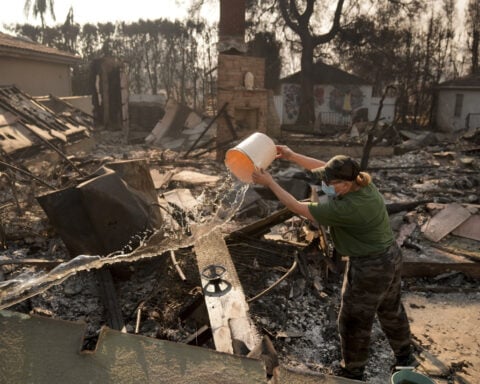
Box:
[355,171,371,187]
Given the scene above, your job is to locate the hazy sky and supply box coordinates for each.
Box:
[0,0,219,28]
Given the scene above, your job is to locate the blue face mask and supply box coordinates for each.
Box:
[321,181,337,198]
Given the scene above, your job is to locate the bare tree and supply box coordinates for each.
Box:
[278,0,345,126]
[465,0,480,74]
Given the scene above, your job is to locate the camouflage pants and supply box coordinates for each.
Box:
[338,243,411,375]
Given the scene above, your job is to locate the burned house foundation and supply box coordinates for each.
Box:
[1,1,480,383]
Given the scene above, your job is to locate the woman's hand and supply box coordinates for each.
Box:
[276,145,295,161]
[251,168,274,187]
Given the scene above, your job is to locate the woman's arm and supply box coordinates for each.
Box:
[251,169,315,222]
[276,145,326,170]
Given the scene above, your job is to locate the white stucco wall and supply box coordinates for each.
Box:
[0,57,73,97]
[436,89,479,132]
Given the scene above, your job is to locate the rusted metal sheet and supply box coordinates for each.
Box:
[37,160,163,257]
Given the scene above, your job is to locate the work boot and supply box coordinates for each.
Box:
[391,353,419,373]
[329,365,365,381]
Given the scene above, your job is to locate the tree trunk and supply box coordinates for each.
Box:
[296,38,315,126]
[472,28,479,74]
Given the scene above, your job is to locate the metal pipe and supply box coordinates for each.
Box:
[247,252,298,303]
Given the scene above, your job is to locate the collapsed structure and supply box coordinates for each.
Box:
[0,2,480,384]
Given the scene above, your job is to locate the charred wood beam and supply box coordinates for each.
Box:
[188,137,237,159]
[428,243,480,262]
[96,268,124,331]
[386,200,430,214]
[402,262,480,279]
[228,207,293,238]
[182,102,229,158]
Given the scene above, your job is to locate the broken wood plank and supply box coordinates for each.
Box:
[160,188,198,212]
[171,170,221,184]
[149,169,174,189]
[421,203,471,242]
[192,226,260,354]
[428,243,480,262]
[182,102,229,158]
[451,214,480,241]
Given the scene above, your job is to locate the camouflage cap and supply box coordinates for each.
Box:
[313,155,360,183]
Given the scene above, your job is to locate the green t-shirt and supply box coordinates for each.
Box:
[308,182,394,257]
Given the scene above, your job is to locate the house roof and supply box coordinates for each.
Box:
[437,72,480,89]
[280,61,369,85]
[0,32,81,65]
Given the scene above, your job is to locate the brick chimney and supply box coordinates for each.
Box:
[216,0,280,161]
[218,0,246,53]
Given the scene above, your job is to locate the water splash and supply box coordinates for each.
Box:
[0,176,249,310]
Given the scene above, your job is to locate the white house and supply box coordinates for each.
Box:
[434,72,480,132]
[276,61,396,128]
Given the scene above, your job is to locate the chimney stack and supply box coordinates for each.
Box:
[218,0,246,53]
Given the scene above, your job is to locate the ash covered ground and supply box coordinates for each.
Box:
[1,131,479,383]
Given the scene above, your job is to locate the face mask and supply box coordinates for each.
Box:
[321,181,337,198]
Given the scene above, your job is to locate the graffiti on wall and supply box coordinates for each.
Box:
[283,84,301,121]
[314,86,325,107]
[329,85,364,114]
[283,83,365,123]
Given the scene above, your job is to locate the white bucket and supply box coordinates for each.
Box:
[224,132,277,183]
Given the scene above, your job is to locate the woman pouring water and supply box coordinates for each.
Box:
[251,145,414,381]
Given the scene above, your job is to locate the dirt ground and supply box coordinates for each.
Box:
[1,131,479,383]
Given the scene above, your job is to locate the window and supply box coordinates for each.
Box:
[454,94,463,117]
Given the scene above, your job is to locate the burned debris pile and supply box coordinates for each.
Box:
[0,96,479,383]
